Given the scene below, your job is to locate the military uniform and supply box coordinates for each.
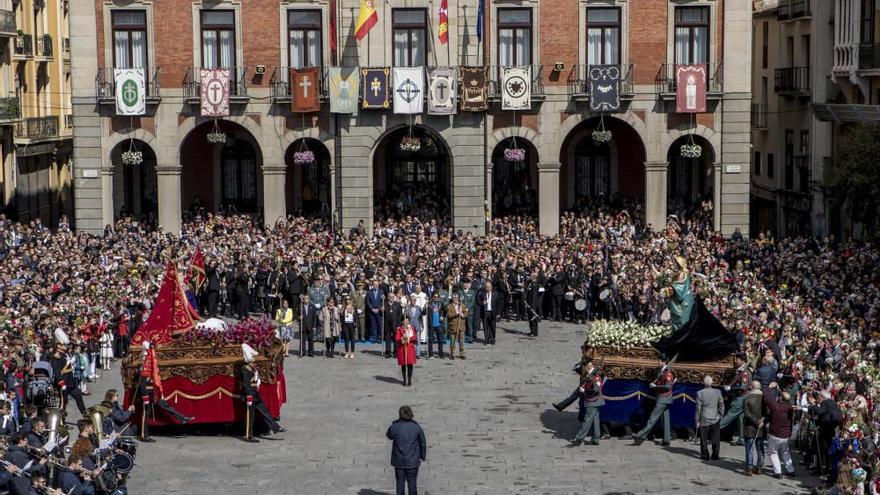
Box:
[574,371,605,444]
[460,287,477,343]
[242,363,282,442]
[634,367,675,446]
[136,374,191,441]
[353,289,367,341]
[718,366,752,441]
[50,350,87,417]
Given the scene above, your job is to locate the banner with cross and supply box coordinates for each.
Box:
[427,67,457,116]
[392,67,424,115]
[199,68,230,117]
[361,67,390,109]
[114,68,146,116]
[291,67,321,113]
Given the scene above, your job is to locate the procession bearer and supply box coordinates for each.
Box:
[241,343,285,443]
[632,359,676,447]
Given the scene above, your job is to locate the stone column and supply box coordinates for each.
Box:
[485,164,493,221]
[644,161,668,231]
[329,165,337,227]
[538,162,560,236]
[156,166,182,234]
[100,167,114,228]
[262,164,287,227]
[713,162,722,232]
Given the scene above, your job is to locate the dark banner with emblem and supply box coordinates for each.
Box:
[361,67,390,109]
[459,66,488,112]
[291,67,320,113]
[589,65,621,112]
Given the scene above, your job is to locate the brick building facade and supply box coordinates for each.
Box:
[70,0,752,236]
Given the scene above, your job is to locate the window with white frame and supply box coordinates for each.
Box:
[674,6,709,65]
[498,8,532,66]
[288,10,322,68]
[587,8,620,65]
[112,10,147,69]
[201,10,235,68]
[393,9,427,67]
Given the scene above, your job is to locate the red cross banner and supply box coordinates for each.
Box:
[199,68,231,117]
[291,67,321,113]
[675,64,707,114]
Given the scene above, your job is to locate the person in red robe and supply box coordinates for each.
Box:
[395,316,417,387]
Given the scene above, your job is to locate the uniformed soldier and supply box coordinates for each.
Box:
[49,328,87,418]
[307,277,330,310]
[524,272,543,336]
[718,353,752,444]
[573,362,605,445]
[353,281,367,342]
[633,360,676,446]
[136,342,194,442]
[459,279,477,344]
[241,344,285,443]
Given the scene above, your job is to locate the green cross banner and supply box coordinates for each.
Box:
[114,68,146,116]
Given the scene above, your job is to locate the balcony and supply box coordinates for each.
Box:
[35,34,52,60]
[655,63,724,97]
[487,65,545,102]
[13,34,32,59]
[269,66,329,102]
[858,43,880,74]
[566,64,635,104]
[777,0,811,21]
[95,67,162,104]
[184,66,249,103]
[15,116,59,142]
[751,103,768,129]
[0,10,16,37]
[774,66,810,96]
[0,97,20,122]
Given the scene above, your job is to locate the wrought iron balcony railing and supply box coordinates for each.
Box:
[566,64,635,99]
[751,103,768,129]
[0,97,20,121]
[15,116,58,141]
[774,66,811,95]
[35,34,52,59]
[269,66,329,100]
[655,63,724,95]
[778,0,811,21]
[95,67,161,102]
[0,10,15,37]
[184,66,248,100]
[13,34,32,58]
[487,65,545,99]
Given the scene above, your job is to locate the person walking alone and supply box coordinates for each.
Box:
[386,405,426,495]
[695,375,724,460]
[396,316,417,387]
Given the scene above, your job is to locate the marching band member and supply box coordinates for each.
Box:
[50,329,88,418]
[632,359,676,447]
[241,344,285,443]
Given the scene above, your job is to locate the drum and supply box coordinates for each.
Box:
[117,438,138,459]
[95,469,118,492]
[599,288,611,302]
[574,299,587,312]
[564,292,575,301]
[111,452,135,474]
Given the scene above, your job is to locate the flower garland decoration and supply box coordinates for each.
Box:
[206,118,226,145]
[400,136,421,152]
[121,150,143,166]
[293,150,315,164]
[585,320,672,349]
[182,316,277,350]
[503,147,526,162]
[681,143,702,158]
[592,115,612,144]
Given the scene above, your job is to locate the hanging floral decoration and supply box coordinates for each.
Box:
[121,138,142,166]
[292,137,315,164]
[206,118,226,145]
[681,134,702,159]
[400,136,421,152]
[592,115,612,144]
[503,136,525,162]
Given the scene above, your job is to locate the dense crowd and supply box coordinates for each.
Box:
[0,198,878,493]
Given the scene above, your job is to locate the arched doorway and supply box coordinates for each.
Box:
[372,126,451,220]
[666,135,715,217]
[560,117,646,211]
[111,139,158,220]
[285,138,331,218]
[179,120,263,217]
[491,137,538,216]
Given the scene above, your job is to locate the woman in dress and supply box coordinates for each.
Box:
[321,297,341,358]
[341,297,358,359]
[395,315,417,387]
[99,327,114,371]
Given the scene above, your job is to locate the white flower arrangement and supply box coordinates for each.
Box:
[592,130,612,144]
[206,130,227,144]
[586,320,672,349]
[680,143,702,158]
[400,136,421,152]
[503,148,526,162]
[121,150,143,166]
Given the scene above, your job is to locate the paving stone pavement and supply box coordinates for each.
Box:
[89,321,816,495]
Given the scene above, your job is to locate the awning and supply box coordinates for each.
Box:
[811,103,880,123]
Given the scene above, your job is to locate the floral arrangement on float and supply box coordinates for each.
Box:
[586,320,672,350]
[182,317,277,351]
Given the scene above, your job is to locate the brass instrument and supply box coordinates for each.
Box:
[88,405,110,439]
[45,408,68,447]
[0,458,30,477]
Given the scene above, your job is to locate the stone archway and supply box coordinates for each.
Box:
[110,139,158,220]
[179,120,263,217]
[284,138,331,218]
[490,136,539,216]
[666,134,716,217]
[372,125,452,221]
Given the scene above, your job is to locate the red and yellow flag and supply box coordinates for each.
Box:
[355,0,378,41]
[438,0,449,44]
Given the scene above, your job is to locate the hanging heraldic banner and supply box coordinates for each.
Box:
[114,68,146,116]
[427,67,457,115]
[459,66,488,112]
[291,67,321,113]
[329,67,359,114]
[361,68,390,109]
[675,64,707,113]
[589,65,621,112]
[393,67,425,115]
[501,66,531,111]
[200,68,231,117]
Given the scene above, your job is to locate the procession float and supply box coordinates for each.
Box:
[581,257,737,428]
[121,261,286,426]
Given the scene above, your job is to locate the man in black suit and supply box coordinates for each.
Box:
[299,293,318,357]
[481,281,500,345]
[224,264,239,318]
[525,272,544,336]
[205,262,221,317]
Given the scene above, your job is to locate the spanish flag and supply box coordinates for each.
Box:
[438,0,449,44]
[355,0,378,41]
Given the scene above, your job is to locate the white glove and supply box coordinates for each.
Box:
[724,386,731,392]
[649,383,656,388]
